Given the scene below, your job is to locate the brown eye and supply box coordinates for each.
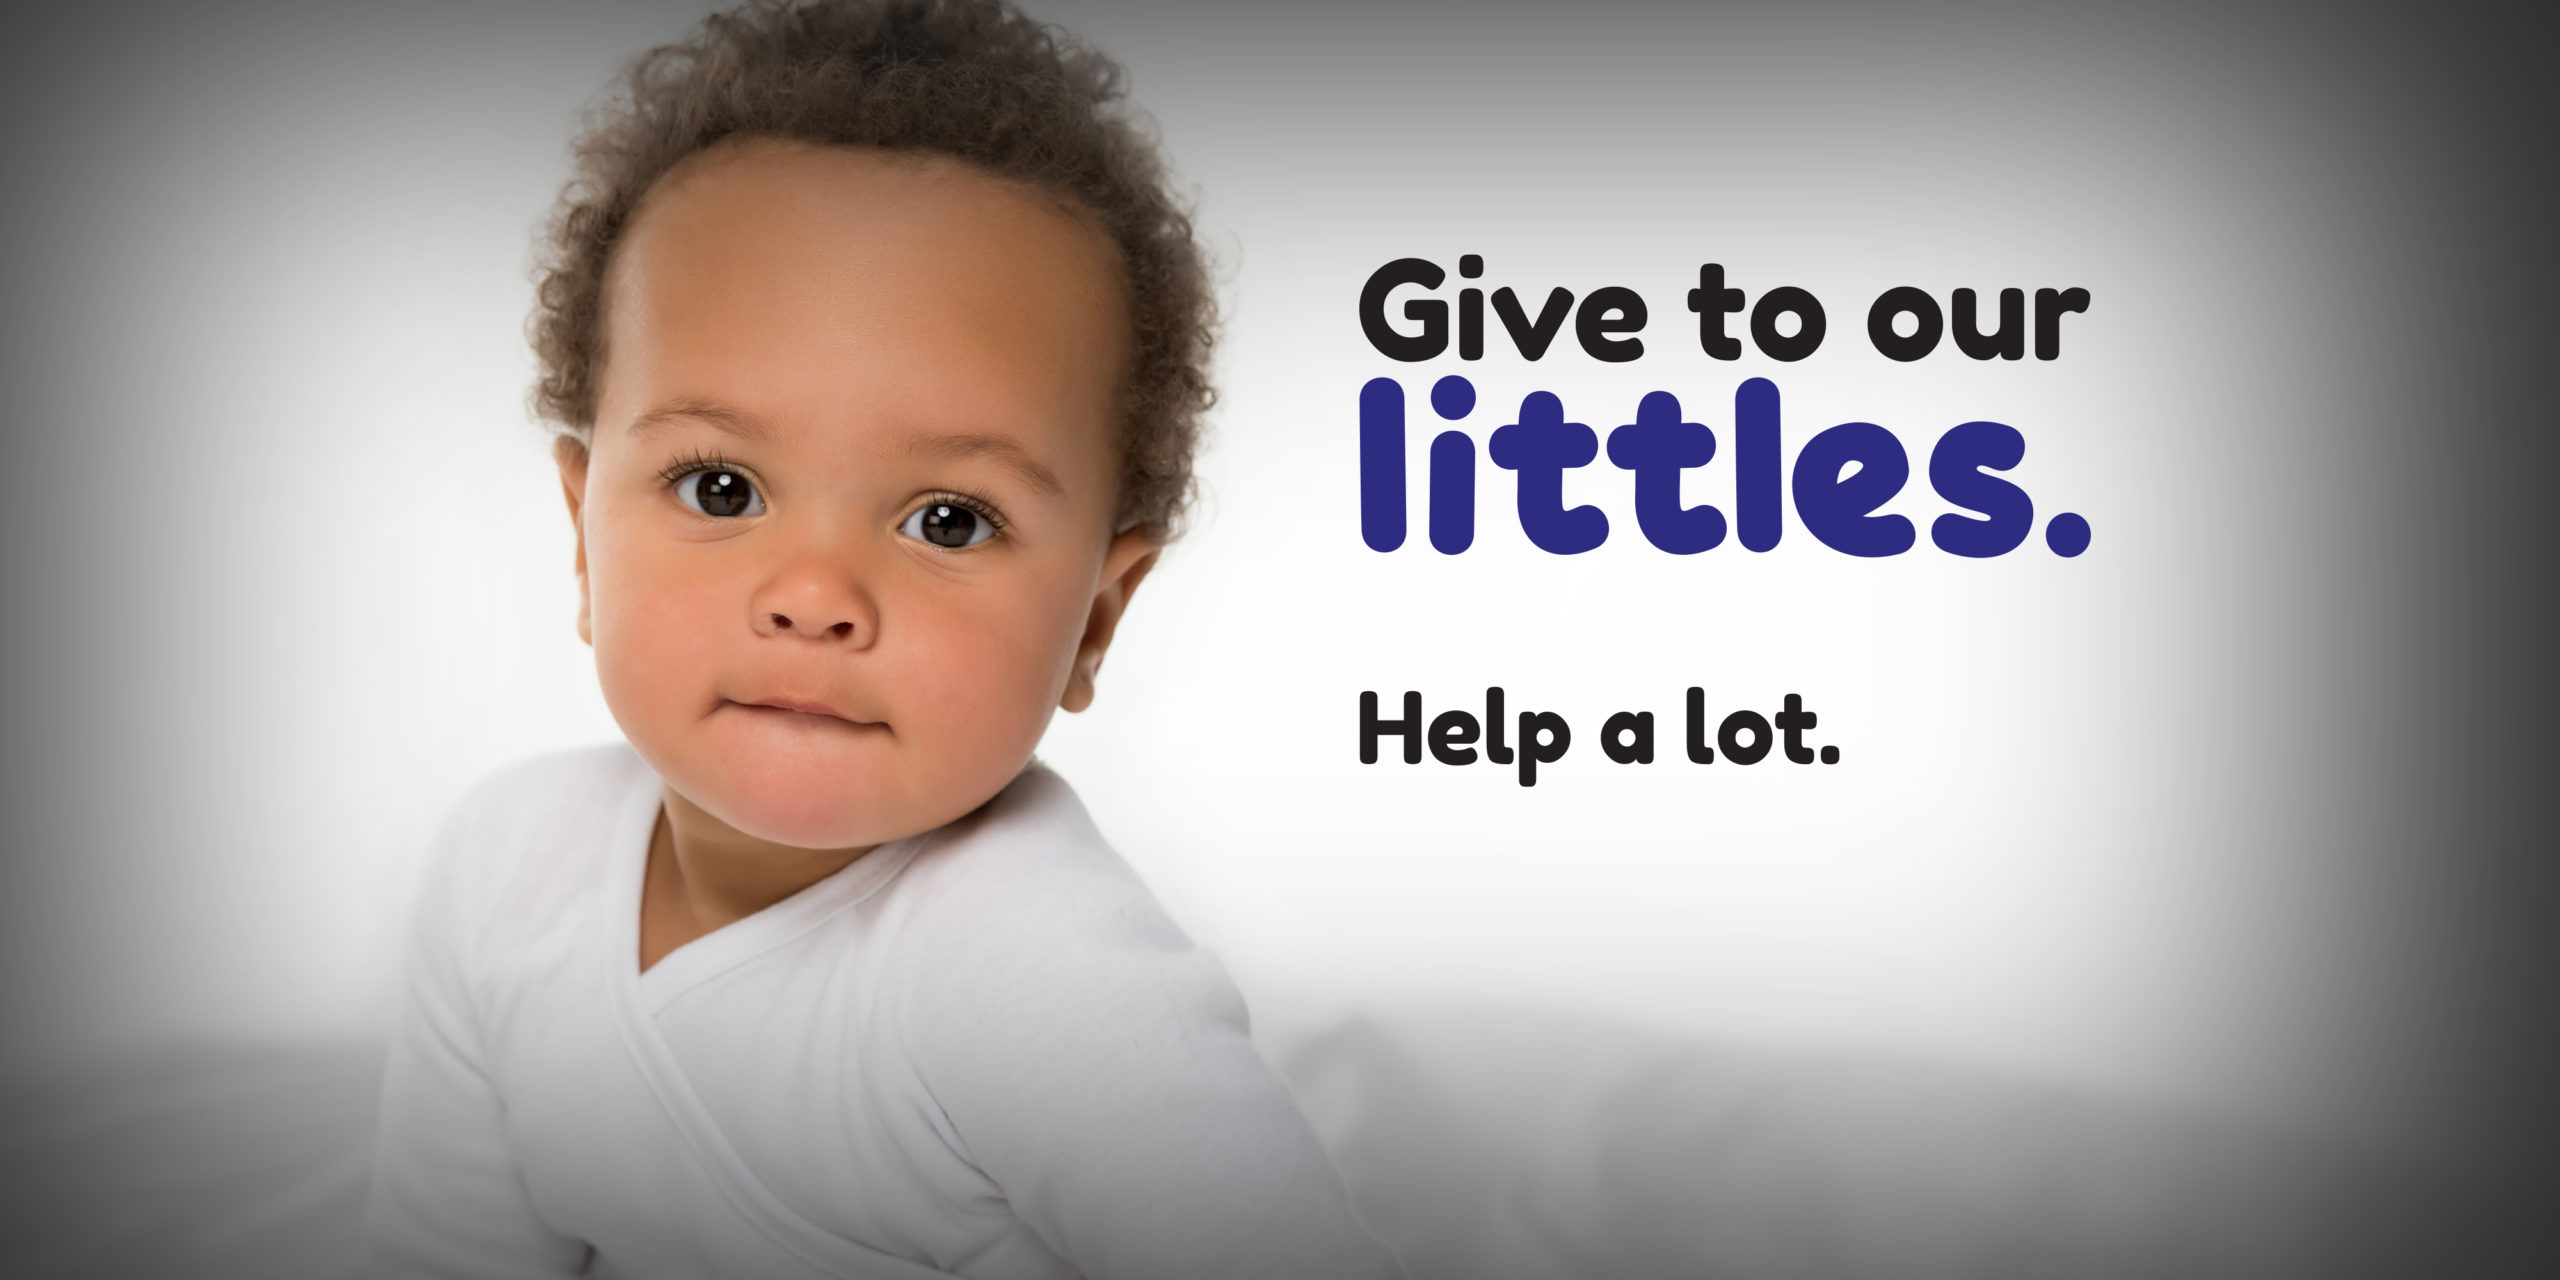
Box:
[676,469,763,518]
[901,501,994,548]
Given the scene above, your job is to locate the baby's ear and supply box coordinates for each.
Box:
[552,434,593,647]
[1060,528,1161,713]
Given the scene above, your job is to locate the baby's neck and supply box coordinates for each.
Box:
[638,786,877,973]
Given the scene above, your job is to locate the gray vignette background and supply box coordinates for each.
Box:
[0,0,2552,1275]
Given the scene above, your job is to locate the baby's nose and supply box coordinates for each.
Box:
[766,611,857,640]
[749,553,877,646]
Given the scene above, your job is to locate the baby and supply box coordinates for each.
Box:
[364,2,1404,1277]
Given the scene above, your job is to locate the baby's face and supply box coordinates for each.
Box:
[559,138,1154,851]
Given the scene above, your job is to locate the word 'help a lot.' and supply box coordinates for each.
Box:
[1361,376,2091,558]
[1362,688,1837,788]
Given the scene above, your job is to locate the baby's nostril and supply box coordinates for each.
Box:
[771,613,793,630]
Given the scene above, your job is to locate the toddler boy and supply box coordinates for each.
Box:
[364,2,1404,1276]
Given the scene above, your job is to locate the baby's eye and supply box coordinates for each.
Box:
[675,469,764,519]
[900,500,998,549]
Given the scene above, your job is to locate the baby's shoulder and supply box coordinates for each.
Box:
[441,741,642,855]
[873,761,1233,1033]
[865,762,1257,1137]
[885,759,1188,956]
[422,741,646,927]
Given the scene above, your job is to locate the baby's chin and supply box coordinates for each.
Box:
[691,748,916,851]
[622,700,1036,849]
[673,717,1019,851]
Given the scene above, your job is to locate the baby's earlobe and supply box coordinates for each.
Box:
[1060,652,1100,712]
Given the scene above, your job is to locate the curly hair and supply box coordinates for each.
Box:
[530,0,1215,538]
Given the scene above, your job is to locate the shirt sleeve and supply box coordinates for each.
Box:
[901,846,1406,1280]
[367,794,592,1280]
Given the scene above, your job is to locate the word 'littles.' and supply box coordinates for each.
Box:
[1359,376,2091,559]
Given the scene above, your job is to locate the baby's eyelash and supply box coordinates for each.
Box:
[656,448,741,486]
[918,488,1009,531]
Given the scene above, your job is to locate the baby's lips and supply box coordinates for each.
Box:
[758,695,847,718]
[727,693,877,724]
[727,701,844,721]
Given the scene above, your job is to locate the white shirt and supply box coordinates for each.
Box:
[367,742,1403,1280]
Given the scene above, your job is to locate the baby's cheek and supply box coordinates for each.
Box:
[592,558,724,732]
[910,615,1066,775]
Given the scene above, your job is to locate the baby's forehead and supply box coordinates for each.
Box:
[598,143,1131,440]
[613,139,1126,313]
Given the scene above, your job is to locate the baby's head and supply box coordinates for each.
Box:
[534,0,1213,851]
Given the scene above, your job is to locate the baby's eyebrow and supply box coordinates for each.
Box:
[627,399,1065,499]
[906,433,1065,499]
[627,398,774,444]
